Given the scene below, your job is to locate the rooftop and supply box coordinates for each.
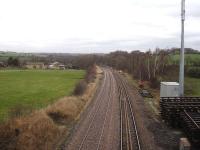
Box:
[161,82,179,86]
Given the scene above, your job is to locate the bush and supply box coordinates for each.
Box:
[7,57,20,67]
[85,65,96,83]
[73,80,87,96]
[150,77,160,88]
[187,67,200,78]
[9,105,33,119]
[47,111,73,125]
[73,64,97,96]
[138,81,144,89]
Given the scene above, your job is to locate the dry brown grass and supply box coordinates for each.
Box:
[0,66,102,150]
[46,97,84,125]
[0,111,61,150]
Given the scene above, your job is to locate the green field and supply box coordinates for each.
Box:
[170,54,200,65]
[185,77,200,96]
[0,69,85,120]
[168,54,200,96]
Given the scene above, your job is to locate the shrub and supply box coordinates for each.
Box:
[138,81,144,89]
[85,65,96,83]
[47,111,73,125]
[0,121,19,149]
[73,80,87,96]
[7,57,20,67]
[73,64,97,96]
[187,67,200,78]
[9,105,33,119]
[150,77,160,89]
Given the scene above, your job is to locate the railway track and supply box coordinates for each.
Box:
[65,68,120,150]
[115,72,141,150]
[66,68,143,150]
[77,69,115,150]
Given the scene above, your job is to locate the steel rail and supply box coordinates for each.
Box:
[122,77,141,150]
[96,71,115,150]
[78,69,113,150]
[184,110,200,129]
[78,69,110,150]
[116,72,141,150]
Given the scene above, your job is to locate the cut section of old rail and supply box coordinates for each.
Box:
[160,97,200,146]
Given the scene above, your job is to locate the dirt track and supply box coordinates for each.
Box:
[63,68,162,150]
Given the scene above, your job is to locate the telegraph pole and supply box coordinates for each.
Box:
[179,0,185,96]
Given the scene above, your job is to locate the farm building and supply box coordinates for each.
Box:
[0,62,5,68]
[26,62,45,69]
[48,62,66,70]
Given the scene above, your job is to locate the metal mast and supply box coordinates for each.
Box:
[179,0,185,96]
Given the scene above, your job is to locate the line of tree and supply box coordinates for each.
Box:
[2,48,199,82]
[7,57,20,67]
[99,49,171,88]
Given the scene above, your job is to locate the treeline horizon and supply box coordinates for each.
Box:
[1,47,200,88]
[0,47,200,55]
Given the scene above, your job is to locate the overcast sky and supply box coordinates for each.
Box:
[0,0,199,53]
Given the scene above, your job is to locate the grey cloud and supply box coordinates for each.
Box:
[0,36,199,53]
[167,3,200,18]
[131,21,166,30]
[186,32,200,38]
[188,7,200,18]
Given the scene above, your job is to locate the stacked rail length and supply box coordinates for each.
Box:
[160,97,200,145]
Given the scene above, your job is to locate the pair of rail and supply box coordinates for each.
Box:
[115,73,141,150]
